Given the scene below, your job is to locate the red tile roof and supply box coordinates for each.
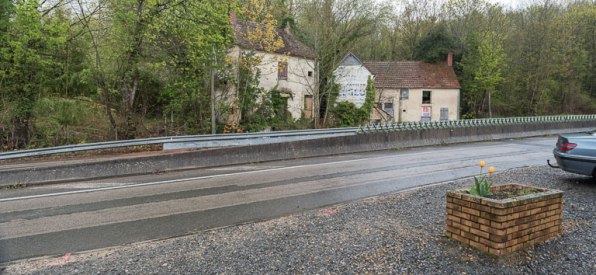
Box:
[362,61,461,89]
[232,20,316,59]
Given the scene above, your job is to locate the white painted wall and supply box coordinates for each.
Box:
[218,47,316,121]
[254,51,317,119]
[333,64,371,108]
[377,88,460,122]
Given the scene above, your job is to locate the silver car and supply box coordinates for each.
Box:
[552,130,596,178]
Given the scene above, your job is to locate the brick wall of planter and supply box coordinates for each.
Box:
[445,184,563,256]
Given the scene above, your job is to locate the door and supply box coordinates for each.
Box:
[304,95,313,119]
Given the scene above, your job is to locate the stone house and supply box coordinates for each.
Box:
[333,52,461,122]
[225,11,317,121]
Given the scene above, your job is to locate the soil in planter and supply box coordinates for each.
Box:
[488,186,544,200]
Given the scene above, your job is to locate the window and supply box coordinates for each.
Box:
[422,90,431,104]
[308,71,313,77]
[278,61,288,80]
[400,89,409,99]
[384,103,393,110]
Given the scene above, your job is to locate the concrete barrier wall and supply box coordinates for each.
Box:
[1,121,595,186]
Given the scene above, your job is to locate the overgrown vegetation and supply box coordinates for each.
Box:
[1,184,26,190]
[1,0,595,150]
[518,188,538,196]
[32,97,108,147]
[333,76,376,127]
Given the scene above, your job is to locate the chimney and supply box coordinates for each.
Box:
[447,52,453,67]
[229,8,236,25]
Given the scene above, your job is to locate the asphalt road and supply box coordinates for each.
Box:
[0,136,560,263]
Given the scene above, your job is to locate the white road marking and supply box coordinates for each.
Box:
[37,183,133,189]
[0,141,544,203]
[0,164,482,239]
[209,165,284,171]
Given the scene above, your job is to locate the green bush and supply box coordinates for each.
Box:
[32,97,108,146]
[334,101,358,127]
[332,76,376,127]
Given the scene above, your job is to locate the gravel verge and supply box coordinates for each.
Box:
[3,165,596,274]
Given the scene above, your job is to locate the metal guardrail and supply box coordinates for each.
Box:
[1,115,594,160]
[0,127,359,160]
[356,115,596,133]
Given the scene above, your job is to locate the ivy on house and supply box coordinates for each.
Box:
[235,52,294,132]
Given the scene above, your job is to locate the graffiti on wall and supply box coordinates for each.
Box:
[333,53,372,108]
[334,68,370,108]
[338,79,367,107]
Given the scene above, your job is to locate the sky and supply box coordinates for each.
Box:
[377,0,535,11]
[491,0,514,5]
[489,0,522,8]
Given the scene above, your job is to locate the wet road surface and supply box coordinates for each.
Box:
[0,137,558,263]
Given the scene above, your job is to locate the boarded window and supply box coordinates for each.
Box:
[304,95,313,118]
[384,103,394,120]
[422,91,431,104]
[440,108,449,121]
[278,61,288,80]
[400,89,409,99]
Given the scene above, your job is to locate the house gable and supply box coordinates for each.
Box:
[333,52,373,108]
[339,53,362,67]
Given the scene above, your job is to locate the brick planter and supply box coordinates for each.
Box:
[445,184,563,256]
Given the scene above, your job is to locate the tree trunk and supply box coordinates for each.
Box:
[398,94,402,122]
[211,47,217,134]
[123,70,139,139]
[100,85,118,140]
[119,0,145,139]
[313,59,319,129]
[12,116,29,149]
[488,89,492,118]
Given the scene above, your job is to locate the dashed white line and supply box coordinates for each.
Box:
[0,142,534,202]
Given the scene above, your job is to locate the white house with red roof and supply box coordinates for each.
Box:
[334,52,461,122]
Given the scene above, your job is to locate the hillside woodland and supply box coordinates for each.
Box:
[1,0,595,149]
